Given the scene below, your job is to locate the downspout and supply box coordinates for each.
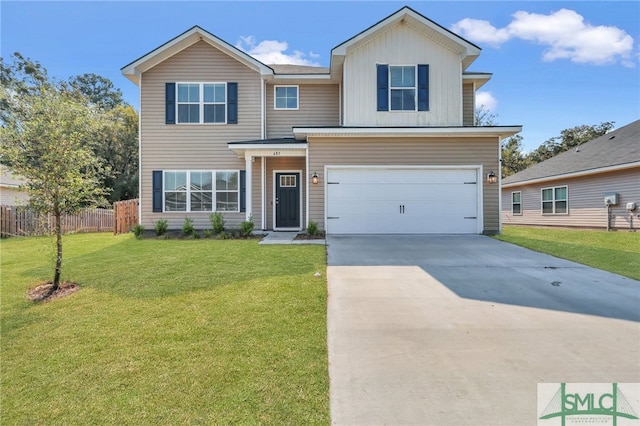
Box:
[305,146,309,228]
[138,73,142,224]
[498,135,502,234]
[261,157,266,231]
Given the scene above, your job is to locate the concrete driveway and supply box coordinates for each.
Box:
[326,235,640,425]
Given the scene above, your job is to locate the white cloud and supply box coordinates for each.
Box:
[451,9,635,66]
[475,91,497,111]
[451,18,510,48]
[236,35,320,66]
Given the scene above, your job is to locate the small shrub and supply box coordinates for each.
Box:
[182,217,195,236]
[240,216,254,237]
[307,221,319,236]
[155,219,168,236]
[218,231,229,240]
[192,231,201,239]
[210,212,225,234]
[132,223,145,239]
[203,229,212,238]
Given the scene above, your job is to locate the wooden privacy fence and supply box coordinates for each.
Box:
[114,199,139,235]
[0,205,114,238]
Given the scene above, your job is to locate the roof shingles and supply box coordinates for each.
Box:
[503,120,640,185]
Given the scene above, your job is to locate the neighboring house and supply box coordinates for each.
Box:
[502,119,640,231]
[0,165,29,205]
[122,6,521,235]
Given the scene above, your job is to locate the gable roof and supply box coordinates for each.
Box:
[269,64,329,75]
[121,26,274,85]
[503,120,640,187]
[331,6,481,75]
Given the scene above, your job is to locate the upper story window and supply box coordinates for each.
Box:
[377,64,429,112]
[541,186,568,214]
[176,83,226,124]
[274,86,299,110]
[389,66,416,111]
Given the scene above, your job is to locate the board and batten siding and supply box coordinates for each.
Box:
[140,41,262,229]
[343,22,463,127]
[462,82,475,126]
[501,168,640,230]
[308,136,500,233]
[266,84,340,138]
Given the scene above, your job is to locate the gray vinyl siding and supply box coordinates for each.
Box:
[266,84,339,138]
[139,40,262,229]
[308,136,500,233]
[462,82,474,126]
[501,167,640,230]
[264,157,306,230]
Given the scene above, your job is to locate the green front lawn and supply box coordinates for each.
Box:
[1,233,329,425]
[494,226,640,280]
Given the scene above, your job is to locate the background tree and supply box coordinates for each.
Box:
[67,73,124,110]
[528,122,614,163]
[1,53,139,201]
[0,86,108,297]
[474,105,498,126]
[501,135,531,177]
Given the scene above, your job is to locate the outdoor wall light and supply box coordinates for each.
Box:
[487,171,498,184]
[311,172,319,185]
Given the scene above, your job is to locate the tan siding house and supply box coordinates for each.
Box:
[123,6,521,234]
[502,120,640,231]
[0,166,29,205]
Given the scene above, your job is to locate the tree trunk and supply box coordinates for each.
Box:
[46,210,63,298]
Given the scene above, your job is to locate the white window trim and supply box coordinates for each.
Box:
[388,65,417,112]
[511,191,522,216]
[274,85,299,110]
[541,185,568,215]
[162,170,240,213]
[176,82,227,124]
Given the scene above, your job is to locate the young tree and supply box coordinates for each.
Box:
[0,86,108,297]
[475,105,498,126]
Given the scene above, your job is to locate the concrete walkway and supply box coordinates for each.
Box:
[327,235,640,425]
[258,231,325,245]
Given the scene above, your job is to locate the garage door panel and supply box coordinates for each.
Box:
[326,167,480,234]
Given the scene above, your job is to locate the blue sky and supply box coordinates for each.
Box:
[2,1,639,151]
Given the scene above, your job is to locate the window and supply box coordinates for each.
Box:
[164,171,187,211]
[279,175,296,187]
[274,86,298,109]
[163,171,238,212]
[512,192,522,215]
[215,171,239,212]
[177,83,226,124]
[389,66,416,111]
[541,186,568,214]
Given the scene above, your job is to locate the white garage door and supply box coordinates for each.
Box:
[326,167,480,234]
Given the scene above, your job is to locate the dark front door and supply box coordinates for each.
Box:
[275,172,300,228]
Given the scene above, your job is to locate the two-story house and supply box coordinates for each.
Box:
[122,6,521,234]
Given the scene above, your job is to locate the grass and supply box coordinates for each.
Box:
[494,226,640,280]
[1,233,329,425]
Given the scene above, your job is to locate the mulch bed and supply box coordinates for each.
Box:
[294,233,326,240]
[28,282,80,302]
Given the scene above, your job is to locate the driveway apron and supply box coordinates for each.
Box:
[326,235,640,425]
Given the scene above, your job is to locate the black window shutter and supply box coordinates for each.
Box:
[239,170,246,212]
[152,171,163,212]
[376,64,389,111]
[417,64,429,111]
[165,83,176,124]
[227,82,238,124]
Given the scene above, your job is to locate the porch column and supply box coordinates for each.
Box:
[245,155,252,222]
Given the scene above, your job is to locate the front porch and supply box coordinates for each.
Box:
[229,139,309,231]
